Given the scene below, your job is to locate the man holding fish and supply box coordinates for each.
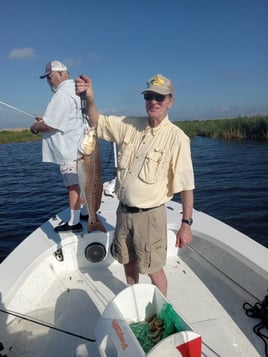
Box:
[75,74,195,296]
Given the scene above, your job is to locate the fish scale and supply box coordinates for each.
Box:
[78,127,106,233]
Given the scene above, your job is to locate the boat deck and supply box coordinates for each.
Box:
[1,196,267,356]
[1,239,264,356]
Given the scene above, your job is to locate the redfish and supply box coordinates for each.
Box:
[78,127,106,233]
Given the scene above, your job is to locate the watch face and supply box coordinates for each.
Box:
[182,218,193,225]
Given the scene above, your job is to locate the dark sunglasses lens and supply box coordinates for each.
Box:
[155,95,165,102]
[144,94,151,101]
[144,94,165,102]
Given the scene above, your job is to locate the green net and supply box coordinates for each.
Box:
[129,302,184,353]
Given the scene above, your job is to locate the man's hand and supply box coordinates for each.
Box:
[75,75,94,101]
[75,75,100,128]
[30,117,43,134]
[175,224,192,248]
[30,117,53,134]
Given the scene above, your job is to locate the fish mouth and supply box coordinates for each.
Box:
[79,128,97,156]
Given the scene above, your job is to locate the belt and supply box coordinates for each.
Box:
[120,202,161,213]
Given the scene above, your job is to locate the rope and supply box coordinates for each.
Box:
[243,291,268,357]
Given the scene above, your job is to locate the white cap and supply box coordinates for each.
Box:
[40,60,68,78]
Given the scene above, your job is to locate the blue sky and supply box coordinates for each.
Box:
[1,0,267,129]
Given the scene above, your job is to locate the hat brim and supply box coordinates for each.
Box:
[141,86,172,95]
[40,71,51,79]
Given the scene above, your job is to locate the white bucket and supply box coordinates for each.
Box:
[95,284,201,356]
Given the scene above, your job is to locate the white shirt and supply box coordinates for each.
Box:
[42,79,85,165]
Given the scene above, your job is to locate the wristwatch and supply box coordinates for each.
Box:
[182,218,193,226]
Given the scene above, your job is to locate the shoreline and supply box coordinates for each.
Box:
[0,115,267,144]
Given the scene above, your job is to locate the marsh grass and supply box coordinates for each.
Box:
[0,129,41,144]
[177,115,268,140]
[0,115,267,144]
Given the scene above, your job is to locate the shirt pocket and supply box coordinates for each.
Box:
[139,149,169,184]
[117,141,135,170]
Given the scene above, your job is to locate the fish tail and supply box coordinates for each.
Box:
[88,215,106,233]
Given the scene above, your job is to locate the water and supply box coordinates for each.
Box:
[0,137,267,262]
[189,137,268,246]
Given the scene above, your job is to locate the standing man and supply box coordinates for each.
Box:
[75,74,195,296]
[31,60,86,233]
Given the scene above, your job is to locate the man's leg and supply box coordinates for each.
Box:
[124,261,139,285]
[68,184,81,210]
[124,262,167,296]
[68,184,81,225]
[149,268,167,297]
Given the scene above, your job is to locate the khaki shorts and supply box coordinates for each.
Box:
[60,162,79,187]
[112,204,167,274]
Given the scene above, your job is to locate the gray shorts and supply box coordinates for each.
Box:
[60,162,79,187]
[112,204,167,274]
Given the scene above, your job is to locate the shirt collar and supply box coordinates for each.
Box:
[55,79,72,91]
[145,115,170,135]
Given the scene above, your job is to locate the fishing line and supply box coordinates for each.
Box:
[0,101,35,119]
[0,308,96,342]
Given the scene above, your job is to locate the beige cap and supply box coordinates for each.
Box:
[142,74,174,95]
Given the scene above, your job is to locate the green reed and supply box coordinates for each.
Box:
[0,129,41,144]
[0,115,267,144]
[176,115,268,140]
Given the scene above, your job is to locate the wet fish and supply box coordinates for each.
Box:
[78,127,106,233]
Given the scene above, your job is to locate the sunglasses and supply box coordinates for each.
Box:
[144,93,166,102]
[47,72,55,80]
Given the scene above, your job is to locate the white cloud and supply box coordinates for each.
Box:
[62,58,81,68]
[8,48,36,60]
[88,52,102,60]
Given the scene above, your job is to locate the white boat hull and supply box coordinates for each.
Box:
[0,189,267,356]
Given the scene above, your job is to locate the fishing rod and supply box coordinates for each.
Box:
[0,100,35,119]
[0,307,96,342]
[113,143,118,169]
